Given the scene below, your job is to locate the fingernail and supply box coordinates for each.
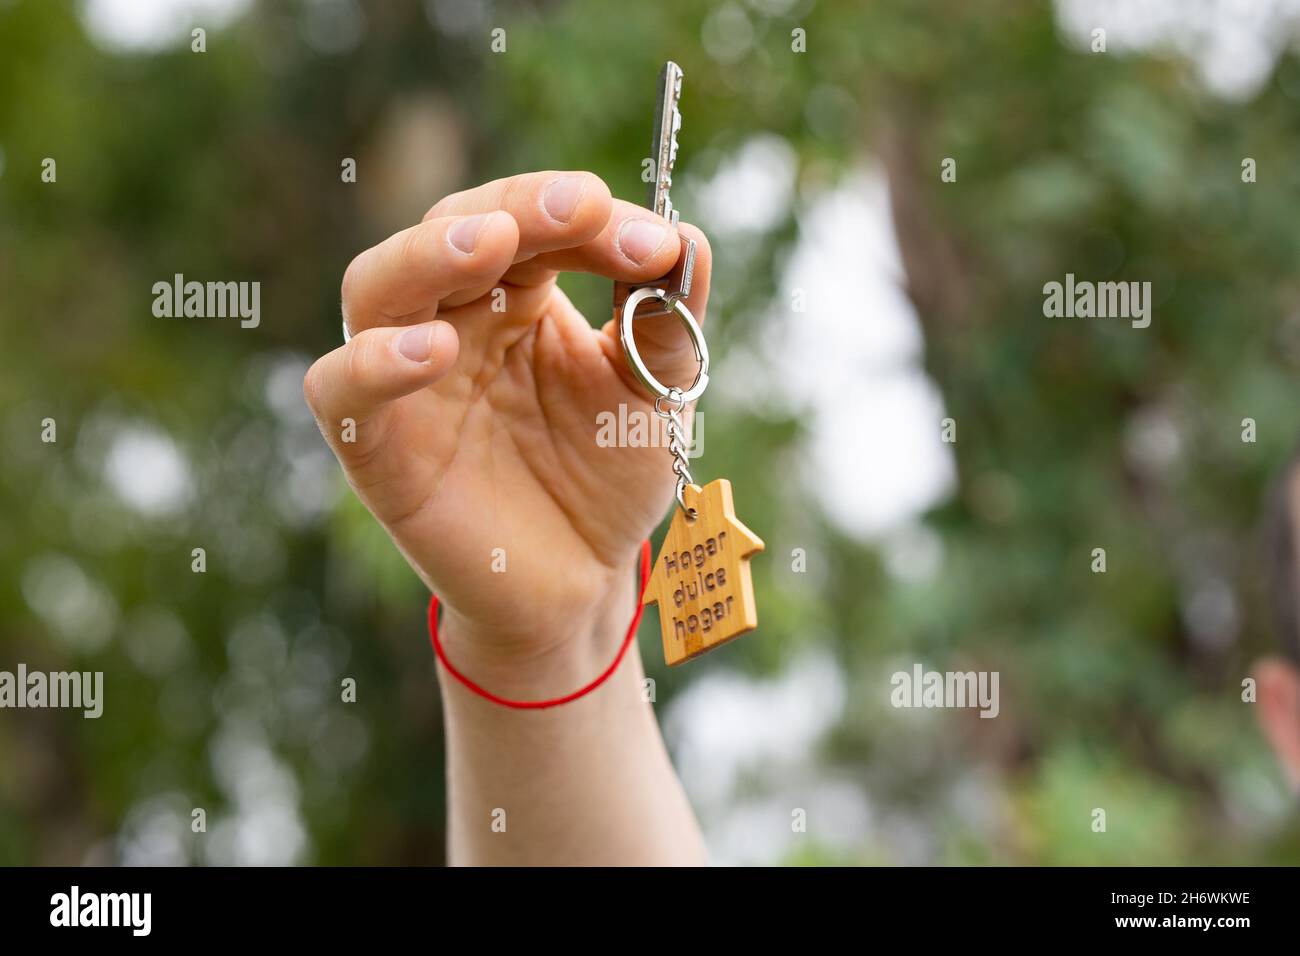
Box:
[618,218,670,264]
[447,213,490,255]
[543,175,587,223]
[397,324,434,363]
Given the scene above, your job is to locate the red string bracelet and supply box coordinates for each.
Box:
[428,540,652,709]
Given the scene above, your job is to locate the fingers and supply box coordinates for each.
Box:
[340,170,706,387]
[303,320,460,454]
[425,172,682,303]
[346,171,688,335]
[501,198,682,288]
[600,222,713,401]
[424,170,613,264]
[341,211,519,337]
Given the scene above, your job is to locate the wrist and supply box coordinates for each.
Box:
[434,553,644,704]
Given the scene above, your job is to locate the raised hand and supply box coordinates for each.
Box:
[304,171,711,674]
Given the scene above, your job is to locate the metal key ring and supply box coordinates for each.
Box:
[618,286,710,403]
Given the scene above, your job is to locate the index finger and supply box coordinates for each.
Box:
[424,170,613,263]
[428,172,683,307]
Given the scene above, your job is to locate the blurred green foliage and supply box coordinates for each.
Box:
[1,0,1298,864]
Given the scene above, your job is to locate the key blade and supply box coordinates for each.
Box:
[648,60,683,219]
[615,60,691,320]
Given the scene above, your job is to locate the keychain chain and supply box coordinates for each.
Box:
[655,387,696,519]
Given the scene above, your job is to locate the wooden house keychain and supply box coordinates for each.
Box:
[613,61,765,666]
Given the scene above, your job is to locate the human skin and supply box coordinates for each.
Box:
[1255,467,1300,792]
[303,171,710,864]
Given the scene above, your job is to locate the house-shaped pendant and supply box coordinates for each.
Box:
[642,479,765,666]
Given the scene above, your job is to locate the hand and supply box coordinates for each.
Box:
[303,171,711,685]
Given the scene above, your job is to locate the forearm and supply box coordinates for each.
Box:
[436,572,707,866]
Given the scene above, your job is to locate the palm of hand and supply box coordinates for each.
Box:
[364,287,678,632]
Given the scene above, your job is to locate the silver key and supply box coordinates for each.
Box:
[650,61,684,225]
[613,60,696,319]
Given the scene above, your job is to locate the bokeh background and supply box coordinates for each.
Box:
[3,0,1300,865]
